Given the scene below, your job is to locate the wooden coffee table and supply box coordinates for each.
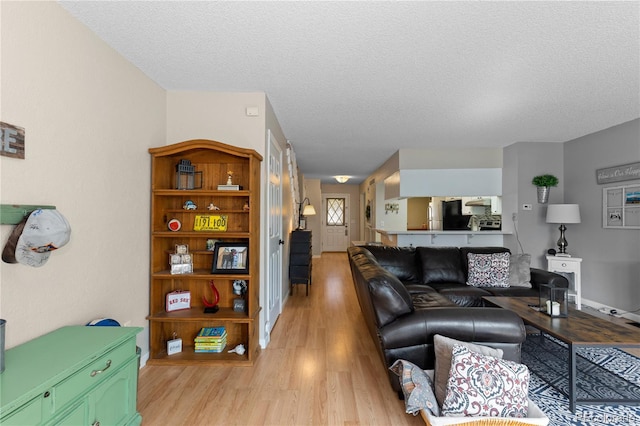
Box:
[483,296,640,412]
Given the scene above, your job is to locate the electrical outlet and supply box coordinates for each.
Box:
[123,320,131,327]
[522,204,532,211]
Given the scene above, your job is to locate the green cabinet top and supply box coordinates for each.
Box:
[0,326,142,415]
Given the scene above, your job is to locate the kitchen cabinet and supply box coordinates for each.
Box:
[0,326,142,426]
[490,196,502,214]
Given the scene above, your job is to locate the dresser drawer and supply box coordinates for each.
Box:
[290,242,311,254]
[290,265,311,279]
[290,230,311,243]
[2,395,44,425]
[290,253,311,265]
[53,339,136,413]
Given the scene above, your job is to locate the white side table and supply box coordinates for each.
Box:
[546,256,582,310]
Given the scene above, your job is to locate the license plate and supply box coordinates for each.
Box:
[193,215,228,231]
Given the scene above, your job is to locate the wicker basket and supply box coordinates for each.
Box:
[420,400,549,426]
[419,370,549,426]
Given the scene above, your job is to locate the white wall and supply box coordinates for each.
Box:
[0,2,166,349]
[166,91,291,348]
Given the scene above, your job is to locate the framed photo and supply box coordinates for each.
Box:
[211,242,249,274]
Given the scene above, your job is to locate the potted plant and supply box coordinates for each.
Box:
[532,174,559,204]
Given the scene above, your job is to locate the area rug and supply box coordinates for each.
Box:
[522,334,640,425]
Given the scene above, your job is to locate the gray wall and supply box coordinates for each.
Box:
[504,120,639,312]
[502,142,565,268]
[564,119,640,311]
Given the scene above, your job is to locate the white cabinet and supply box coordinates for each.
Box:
[490,196,502,214]
[546,256,582,310]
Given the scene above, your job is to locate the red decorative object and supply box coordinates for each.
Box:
[202,280,220,313]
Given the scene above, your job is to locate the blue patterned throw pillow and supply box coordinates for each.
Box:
[442,344,530,418]
[389,359,440,417]
[466,252,510,288]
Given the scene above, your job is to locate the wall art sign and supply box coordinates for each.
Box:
[596,162,640,184]
[0,121,25,159]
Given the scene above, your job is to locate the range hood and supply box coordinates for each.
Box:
[465,198,491,206]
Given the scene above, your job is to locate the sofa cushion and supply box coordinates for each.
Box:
[438,286,491,307]
[364,245,420,283]
[417,247,465,285]
[366,268,414,327]
[466,252,510,288]
[412,291,457,309]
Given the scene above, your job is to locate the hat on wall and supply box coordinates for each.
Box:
[13,209,71,267]
[1,215,28,264]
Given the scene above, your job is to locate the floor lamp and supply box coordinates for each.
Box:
[546,204,581,256]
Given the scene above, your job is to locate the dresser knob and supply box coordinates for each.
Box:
[43,391,50,398]
[561,263,567,267]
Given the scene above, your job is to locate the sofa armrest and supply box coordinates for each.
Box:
[379,307,525,350]
[530,267,569,290]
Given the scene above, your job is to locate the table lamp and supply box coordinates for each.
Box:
[546,204,581,256]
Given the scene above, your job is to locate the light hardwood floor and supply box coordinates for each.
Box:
[137,252,640,425]
[137,252,422,425]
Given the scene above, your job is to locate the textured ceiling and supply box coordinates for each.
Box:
[59,1,640,183]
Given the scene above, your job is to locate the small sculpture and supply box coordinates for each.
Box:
[243,202,250,211]
[228,344,246,355]
[207,203,220,211]
[227,171,234,185]
[183,200,197,210]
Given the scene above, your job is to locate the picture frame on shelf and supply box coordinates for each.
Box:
[211,242,249,274]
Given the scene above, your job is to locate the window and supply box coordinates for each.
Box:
[326,197,345,226]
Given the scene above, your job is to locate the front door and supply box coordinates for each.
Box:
[265,130,283,346]
[322,193,350,252]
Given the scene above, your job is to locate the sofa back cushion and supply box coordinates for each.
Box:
[366,269,415,327]
[350,247,414,327]
[416,247,465,285]
[364,245,420,282]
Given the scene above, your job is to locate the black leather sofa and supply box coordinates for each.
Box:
[347,245,569,393]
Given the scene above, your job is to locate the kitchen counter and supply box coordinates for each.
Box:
[375,228,511,247]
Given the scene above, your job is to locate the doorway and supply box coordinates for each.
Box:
[321,193,350,251]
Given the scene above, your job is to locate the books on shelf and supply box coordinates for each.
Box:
[194,327,227,352]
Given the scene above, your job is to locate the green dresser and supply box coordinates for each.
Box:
[0,326,143,425]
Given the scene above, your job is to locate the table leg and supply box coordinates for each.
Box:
[569,343,577,413]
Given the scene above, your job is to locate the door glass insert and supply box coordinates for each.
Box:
[326,198,345,226]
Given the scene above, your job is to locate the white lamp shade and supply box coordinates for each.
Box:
[335,176,350,184]
[302,205,316,216]
[546,204,581,224]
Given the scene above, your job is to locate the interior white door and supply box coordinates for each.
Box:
[265,130,283,345]
[322,193,350,252]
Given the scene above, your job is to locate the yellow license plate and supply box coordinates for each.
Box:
[193,215,228,231]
